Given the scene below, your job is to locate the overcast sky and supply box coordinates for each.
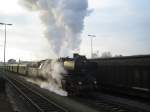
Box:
[0,0,150,61]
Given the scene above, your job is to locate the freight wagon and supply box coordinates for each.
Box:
[90,55,150,98]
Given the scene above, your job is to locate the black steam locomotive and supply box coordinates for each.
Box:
[5,54,98,95]
[60,54,98,95]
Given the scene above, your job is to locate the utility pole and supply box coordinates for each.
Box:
[88,34,96,58]
[0,22,12,66]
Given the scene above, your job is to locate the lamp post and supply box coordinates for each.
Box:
[0,22,12,66]
[88,34,96,58]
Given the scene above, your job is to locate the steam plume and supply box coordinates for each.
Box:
[19,0,89,56]
[26,60,68,96]
[40,60,67,96]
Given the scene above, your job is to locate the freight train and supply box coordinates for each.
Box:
[4,54,98,95]
[90,55,150,99]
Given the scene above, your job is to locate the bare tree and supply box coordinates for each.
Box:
[92,50,99,58]
[7,59,16,64]
[114,54,123,57]
[101,51,112,58]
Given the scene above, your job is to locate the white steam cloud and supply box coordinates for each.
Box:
[19,0,90,56]
[40,60,67,96]
[26,60,68,96]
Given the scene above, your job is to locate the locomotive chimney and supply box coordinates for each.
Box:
[73,53,79,58]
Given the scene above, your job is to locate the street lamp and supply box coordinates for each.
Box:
[0,22,12,66]
[88,35,96,58]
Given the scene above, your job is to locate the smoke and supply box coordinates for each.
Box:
[26,60,68,96]
[19,0,91,96]
[19,0,90,56]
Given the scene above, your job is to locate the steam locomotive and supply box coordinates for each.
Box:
[5,54,98,95]
[60,54,98,94]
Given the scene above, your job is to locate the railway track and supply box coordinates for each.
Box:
[73,92,150,112]
[93,92,150,112]
[87,98,130,112]
[3,71,150,112]
[72,96,130,112]
[6,75,129,112]
[5,74,68,112]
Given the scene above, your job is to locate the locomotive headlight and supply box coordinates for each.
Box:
[78,81,82,85]
[94,81,97,84]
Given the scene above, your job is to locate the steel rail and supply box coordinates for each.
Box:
[79,92,149,112]
[5,75,68,112]
[5,76,44,112]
